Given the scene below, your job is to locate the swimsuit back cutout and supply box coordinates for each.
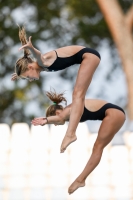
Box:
[44,47,101,72]
[80,103,125,122]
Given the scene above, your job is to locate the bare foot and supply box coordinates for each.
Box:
[68,179,85,194]
[60,134,77,153]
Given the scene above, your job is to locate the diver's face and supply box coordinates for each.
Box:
[54,110,65,126]
[20,63,40,82]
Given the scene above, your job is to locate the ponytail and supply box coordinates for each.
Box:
[18,26,31,58]
[14,26,34,79]
[46,89,67,117]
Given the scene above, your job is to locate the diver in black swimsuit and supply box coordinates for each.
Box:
[11,26,101,153]
[42,48,100,72]
[80,103,125,122]
[31,89,125,195]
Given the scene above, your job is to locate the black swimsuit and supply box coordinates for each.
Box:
[80,103,125,122]
[43,47,101,72]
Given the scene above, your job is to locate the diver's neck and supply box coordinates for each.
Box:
[63,105,71,121]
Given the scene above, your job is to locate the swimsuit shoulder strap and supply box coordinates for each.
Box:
[54,50,58,57]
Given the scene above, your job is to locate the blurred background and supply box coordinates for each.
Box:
[0,0,133,199]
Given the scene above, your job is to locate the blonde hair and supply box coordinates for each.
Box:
[15,26,34,77]
[46,89,67,117]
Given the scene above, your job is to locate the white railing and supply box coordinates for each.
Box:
[0,123,133,200]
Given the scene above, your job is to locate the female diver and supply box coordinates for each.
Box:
[11,26,101,153]
[31,89,125,195]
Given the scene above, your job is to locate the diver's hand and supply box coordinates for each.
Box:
[11,73,20,81]
[31,117,48,126]
[19,36,34,51]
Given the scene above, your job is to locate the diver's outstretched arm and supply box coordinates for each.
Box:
[31,115,65,126]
